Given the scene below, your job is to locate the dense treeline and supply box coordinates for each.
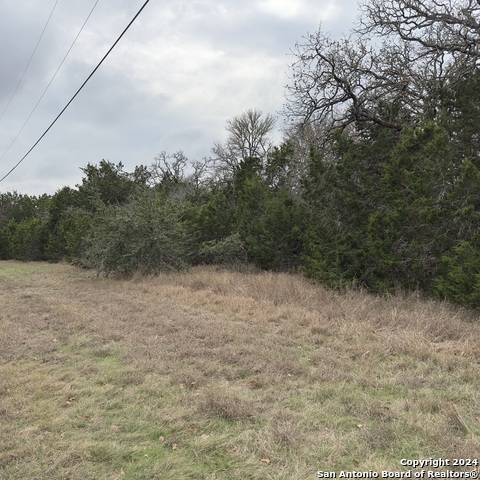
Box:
[1,0,479,310]
[0,144,305,273]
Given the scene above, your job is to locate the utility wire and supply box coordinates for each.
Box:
[0,0,151,185]
[0,0,101,163]
[0,0,60,122]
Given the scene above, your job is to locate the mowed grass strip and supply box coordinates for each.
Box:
[0,261,479,479]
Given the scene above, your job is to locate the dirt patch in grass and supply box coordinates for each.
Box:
[1,261,479,479]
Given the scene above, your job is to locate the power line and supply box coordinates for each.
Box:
[0,0,151,185]
[0,0,60,122]
[0,0,101,163]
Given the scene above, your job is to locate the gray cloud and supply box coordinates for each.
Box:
[0,0,358,195]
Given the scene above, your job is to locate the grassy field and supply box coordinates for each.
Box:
[0,261,479,479]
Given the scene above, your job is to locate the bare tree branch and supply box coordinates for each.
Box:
[212,109,276,180]
[358,0,480,57]
[150,150,188,186]
[284,0,479,141]
[284,30,422,137]
[225,108,276,160]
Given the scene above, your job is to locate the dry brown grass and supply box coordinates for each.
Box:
[1,261,479,479]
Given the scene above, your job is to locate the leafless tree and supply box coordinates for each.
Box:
[280,122,333,195]
[212,109,276,180]
[285,30,426,136]
[358,0,480,58]
[358,0,480,103]
[225,108,276,160]
[150,150,215,195]
[284,0,479,140]
[150,150,188,185]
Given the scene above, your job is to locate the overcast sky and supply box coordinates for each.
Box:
[0,0,358,196]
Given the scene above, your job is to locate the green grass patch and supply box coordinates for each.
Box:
[0,338,261,479]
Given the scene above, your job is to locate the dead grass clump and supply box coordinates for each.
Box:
[119,370,145,387]
[443,402,476,436]
[360,422,397,452]
[269,415,305,452]
[196,389,259,422]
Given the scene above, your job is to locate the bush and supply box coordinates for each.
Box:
[82,191,191,276]
[198,233,247,266]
